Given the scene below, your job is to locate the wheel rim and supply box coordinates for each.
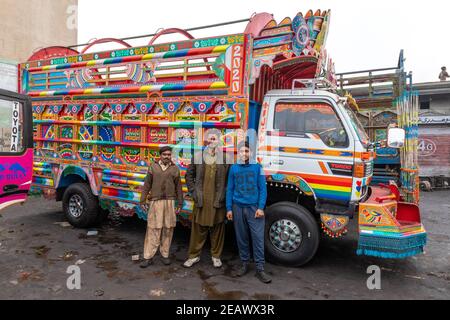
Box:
[68,194,84,218]
[269,219,302,253]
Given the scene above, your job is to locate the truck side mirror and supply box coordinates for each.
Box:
[387,128,405,148]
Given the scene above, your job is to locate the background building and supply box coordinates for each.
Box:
[0,0,78,62]
[415,81,450,188]
[0,0,78,91]
[338,51,450,190]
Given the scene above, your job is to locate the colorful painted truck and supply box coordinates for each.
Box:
[0,89,33,211]
[19,10,426,266]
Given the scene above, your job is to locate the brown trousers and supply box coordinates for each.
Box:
[143,200,176,260]
[188,222,225,259]
[143,227,174,259]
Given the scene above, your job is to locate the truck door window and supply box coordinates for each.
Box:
[274,102,348,148]
[0,99,23,153]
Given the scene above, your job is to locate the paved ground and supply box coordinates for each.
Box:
[0,191,449,300]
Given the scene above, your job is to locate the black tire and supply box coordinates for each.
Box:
[62,183,99,228]
[265,202,319,267]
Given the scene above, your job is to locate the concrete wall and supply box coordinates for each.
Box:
[0,0,78,63]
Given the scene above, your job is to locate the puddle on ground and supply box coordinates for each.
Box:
[97,232,128,245]
[96,259,118,272]
[32,233,50,237]
[197,269,212,281]
[222,260,235,278]
[92,251,145,281]
[196,269,246,299]
[151,267,180,280]
[79,230,131,249]
[31,245,51,257]
[252,293,279,300]
[202,281,246,300]
[93,251,120,275]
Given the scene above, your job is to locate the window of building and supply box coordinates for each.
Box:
[420,100,430,110]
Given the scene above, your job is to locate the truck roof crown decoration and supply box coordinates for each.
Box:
[291,78,337,93]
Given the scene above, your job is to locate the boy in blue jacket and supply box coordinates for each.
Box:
[226,141,271,284]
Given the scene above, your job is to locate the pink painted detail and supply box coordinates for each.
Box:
[0,194,27,211]
[244,12,274,37]
[0,148,33,211]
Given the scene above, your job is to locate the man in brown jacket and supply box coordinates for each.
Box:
[183,130,229,268]
[139,146,183,268]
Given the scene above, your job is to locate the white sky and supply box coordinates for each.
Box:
[78,0,449,83]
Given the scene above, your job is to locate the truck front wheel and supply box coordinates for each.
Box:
[265,202,319,267]
[62,183,99,228]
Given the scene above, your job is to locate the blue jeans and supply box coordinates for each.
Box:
[232,204,265,271]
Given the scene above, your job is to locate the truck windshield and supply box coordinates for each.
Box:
[342,103,370,146]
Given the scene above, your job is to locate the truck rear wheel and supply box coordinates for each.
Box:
[265,202,319,267]
[62,183,99,228]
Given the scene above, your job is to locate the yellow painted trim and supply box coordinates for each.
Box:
[209,81,227,89]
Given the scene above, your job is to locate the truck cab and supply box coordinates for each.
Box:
[253,81,425,266]
[259,85,373,202]
[255,83,374,265]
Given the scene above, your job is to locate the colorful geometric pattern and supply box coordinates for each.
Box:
[362,208,383,224]
[266,169,352,202]
[23,11,331,225]
[292,13,310,56]
[26,45,230,73]
[321,214,349,238]
[28,81,228,97]
[58,143,73,159]
[126,62,157,83]
[261,145,368,159]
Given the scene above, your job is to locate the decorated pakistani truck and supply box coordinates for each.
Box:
[19,10,426,266]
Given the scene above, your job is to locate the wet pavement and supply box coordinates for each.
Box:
[0,191,449,300]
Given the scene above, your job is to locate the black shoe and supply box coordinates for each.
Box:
[161,256,171,266]
[234,263,249,277]
[140,258,153,268]
[255,271,272,284]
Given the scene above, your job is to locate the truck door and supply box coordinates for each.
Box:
[0,89,33,211]
[259,97,355,204]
